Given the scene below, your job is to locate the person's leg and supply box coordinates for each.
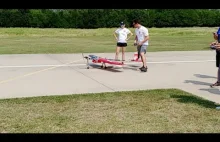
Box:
[211,66,220,87]
[121,47,126,61]
[137,46,143,69]
[137,46,141,60]
[217,53,220,83]
[140,45,147,72]
[115,43,121,61]
[217,67,220,83]
[211,54,220,87]
[121,43,127,61]
[140,52,146,67]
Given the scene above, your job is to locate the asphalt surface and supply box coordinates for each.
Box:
[0,50,220,104]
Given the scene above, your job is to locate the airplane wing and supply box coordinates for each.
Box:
[98,58,124,65]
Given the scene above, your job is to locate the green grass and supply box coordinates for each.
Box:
[0,27,217,54]
[0,88,220,133]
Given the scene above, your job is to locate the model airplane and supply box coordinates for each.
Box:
[130,52,142,62]
[82,54,124,69]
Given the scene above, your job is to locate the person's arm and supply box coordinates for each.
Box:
[138,35,149,46]
[215,43,220,48]
[126,32,133,41]
[126,29,133,41]
[113,32,118,41]
[134,35,138,46]
[213,32,218,40]
[113,29,118,41]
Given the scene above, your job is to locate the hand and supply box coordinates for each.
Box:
[137,42,143,46]
[216,46,220,50]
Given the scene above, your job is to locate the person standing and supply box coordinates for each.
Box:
[210,27,220,87]
[113,22,133,61]
[132,19,149,72]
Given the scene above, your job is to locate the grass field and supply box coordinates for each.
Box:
[0,27,218,54]
[1,27,219,133]
[0,89,220,133]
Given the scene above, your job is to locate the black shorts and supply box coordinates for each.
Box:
[117,42,127,47]
[216,51,220,67]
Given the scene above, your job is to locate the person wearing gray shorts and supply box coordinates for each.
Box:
[137,45,147,56]
[133,19,150,72]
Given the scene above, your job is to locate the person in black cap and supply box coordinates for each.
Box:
[113,21,133,61]
[132,19,149,72]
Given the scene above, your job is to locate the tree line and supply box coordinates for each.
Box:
[0,9,220,28]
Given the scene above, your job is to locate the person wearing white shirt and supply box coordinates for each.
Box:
[133,19,149,72]
[113,22,133,61]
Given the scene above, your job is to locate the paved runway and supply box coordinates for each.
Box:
[0,50,220,104]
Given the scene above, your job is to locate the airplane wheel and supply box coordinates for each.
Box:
[104,66,107,69]
[87,67,89,69]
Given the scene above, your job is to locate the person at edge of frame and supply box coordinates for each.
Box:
[210,27,220,87]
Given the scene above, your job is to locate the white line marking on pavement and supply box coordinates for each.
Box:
[0,64,86,68]
[0,60,215,69]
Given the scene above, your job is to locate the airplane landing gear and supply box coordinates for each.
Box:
[101,63,107,69]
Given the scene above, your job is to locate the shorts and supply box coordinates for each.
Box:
[216,54,220,67]
[117,42,127,47]
[137,45,148,54]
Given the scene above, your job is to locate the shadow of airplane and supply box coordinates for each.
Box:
[194,74,217,79]
[83,64,123,73]
[200,88,220,95]
[184,80,212,86]
[128,64,140,68]
[121,64,146,72]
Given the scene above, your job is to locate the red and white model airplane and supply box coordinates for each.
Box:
[83,54,124,69]
[130,52,142,62]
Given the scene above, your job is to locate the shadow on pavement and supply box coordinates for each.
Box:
[194,74,217,79]
[85,64,123,73]
[120,64,143,72]
[170,94,216,109]
[128,64,140,68]
[200,88,220,95]
[184,80,212,86]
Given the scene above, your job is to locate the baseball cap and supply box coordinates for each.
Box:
[120,22,125,26]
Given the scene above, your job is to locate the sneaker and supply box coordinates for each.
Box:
[140,66,148,72]
[139,66,144,70]
[210,81,220,87]
[139,66,148,70]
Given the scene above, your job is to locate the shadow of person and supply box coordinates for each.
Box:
[194,74,217,79]
[170,94,216,109]
[200,88,220,95]
[184,80,212,86]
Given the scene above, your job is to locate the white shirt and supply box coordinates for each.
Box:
[115,28,131,43]
[135,25,149,45]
